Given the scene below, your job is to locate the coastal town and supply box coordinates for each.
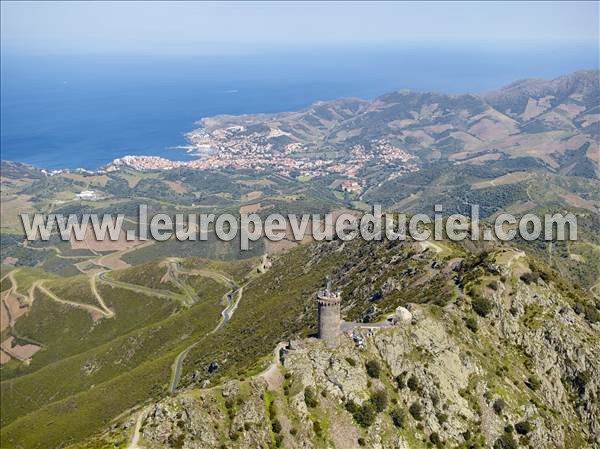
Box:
[104,122,419,181]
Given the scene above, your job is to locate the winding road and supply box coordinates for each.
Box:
[35,281,114,319]
[167,276,241,394]
[167,256,271,394]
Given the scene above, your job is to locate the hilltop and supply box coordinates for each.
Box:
[43,236,600,449]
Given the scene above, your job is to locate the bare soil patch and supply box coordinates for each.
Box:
[239,202,263,214]
[70,227,142,252]
[472,171,533,190]
[0,336,41,363]
[165,180,187,193]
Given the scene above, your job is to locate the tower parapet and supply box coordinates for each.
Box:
[316,277,341,347]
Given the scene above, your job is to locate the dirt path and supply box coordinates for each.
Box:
[507,250,526,268]
[5,271,29,304]
[420,240,443,254]
[90,273,116,317]
[24,245,91,260]
[126,407,149,449]
[1,270,34,332]
[97,272,181,301]
[526,183,534,202]
[258,342,286,391]
[35,281,113,319]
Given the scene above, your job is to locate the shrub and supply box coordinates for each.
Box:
[365,360,381,379]
[407,375,420,392]
[395,373,406,389]
[290,427,297,436]
[525,375,541,391]
[584,305,599,324]
[430,432,441,445]
[354,402,377,427]
[390,407,406,428]
[487,281,498,291]
[275,434,284,447]
[347,400,377,427]
[520,272,538,285]
[313,420,322,436]
[494,433,517,449]
[409,402,423,421]
[465,316,478,333]
[345,400,359,415]
[370,390,388,413]
[436,411,448,424]
[268,401,277,420]
[358,437,366,446]
[244,422,251,431]
[573,302,585,315]
[515,421,532,435]
[472,295,493,317]
[304,387,318,408]
[271,419,282,434]
[345,357,357,367]
[493,398,507,415]
[572,371,590,396]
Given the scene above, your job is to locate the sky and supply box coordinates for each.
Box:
[1,1,598,54]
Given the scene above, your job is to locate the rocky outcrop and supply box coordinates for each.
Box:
[93,249,599,449]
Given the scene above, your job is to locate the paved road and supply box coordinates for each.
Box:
[168,275,240,394]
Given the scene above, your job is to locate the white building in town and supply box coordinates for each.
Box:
[75,190,97,201]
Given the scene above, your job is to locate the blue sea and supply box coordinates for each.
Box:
[1,42,597,169]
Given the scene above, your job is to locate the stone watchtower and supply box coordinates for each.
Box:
[316,277,341,348]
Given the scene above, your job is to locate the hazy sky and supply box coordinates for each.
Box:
[1,1,598,54]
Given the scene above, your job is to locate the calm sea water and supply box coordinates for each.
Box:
[1,42,597,169]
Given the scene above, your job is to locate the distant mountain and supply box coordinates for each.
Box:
[485,69,600,119]
[191,70,599,178]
